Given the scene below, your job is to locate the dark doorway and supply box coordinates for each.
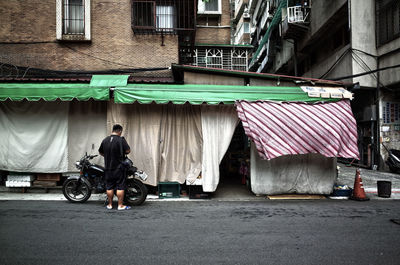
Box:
[213,123,253,199]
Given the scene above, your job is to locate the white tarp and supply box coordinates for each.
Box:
[250,143,336,195]
[68,101,107,171]
[0,101,69,173]
[201,105,238,192]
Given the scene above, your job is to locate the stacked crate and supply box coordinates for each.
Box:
[33,174,60,187]
[5,174,35,187]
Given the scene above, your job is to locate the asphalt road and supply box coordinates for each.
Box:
[1,200,400,265]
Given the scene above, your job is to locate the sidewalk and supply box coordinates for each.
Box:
[0,163,399,201]
[335,163,400,200]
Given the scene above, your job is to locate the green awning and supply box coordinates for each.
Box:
[0,83,109,101]
[114,84,340,104]
[90,75,130,87]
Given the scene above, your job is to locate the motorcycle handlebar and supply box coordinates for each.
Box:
[84,154,98,160]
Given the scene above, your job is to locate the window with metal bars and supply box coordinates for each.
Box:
[192,47,249,71]
[63,0,85,34]
[132,0,195,34]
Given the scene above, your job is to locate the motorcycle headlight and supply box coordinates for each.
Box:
[75,161,81,169]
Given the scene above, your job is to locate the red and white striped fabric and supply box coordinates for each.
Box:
[235,100,360,160]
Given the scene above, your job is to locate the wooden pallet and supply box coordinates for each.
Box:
[36,173,61,181]
[267,194,326,200]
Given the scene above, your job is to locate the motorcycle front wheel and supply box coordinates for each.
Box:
[125,179,148,206]
[62,179,91,203]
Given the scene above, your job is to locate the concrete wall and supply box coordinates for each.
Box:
[271,40,294,73]
[303,44,353,83]
[350,0,378,88]
[0,0,178,72]
[378,38,400,87]
[184,72,245,85]
[308,0,348,36]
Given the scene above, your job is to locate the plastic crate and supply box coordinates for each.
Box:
[158,182,180,198]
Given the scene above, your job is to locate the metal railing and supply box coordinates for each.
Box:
[287,5,310,23]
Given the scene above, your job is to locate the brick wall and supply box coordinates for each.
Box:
[195,0,231,44]
[0,0,179,73]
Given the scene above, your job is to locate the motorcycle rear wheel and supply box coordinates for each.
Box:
[125,179,148,206]
[62,179,91,203]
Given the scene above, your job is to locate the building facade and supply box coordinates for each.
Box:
[0,0,199,77]
[245,0,400,170]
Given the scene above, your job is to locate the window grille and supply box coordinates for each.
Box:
[132,1,155,28]
[63,0,85,34]
[231,49,248,71]
[192,47,249,71]
[376,0,400,45]
[206,49,223,68]
[132,0,195,34]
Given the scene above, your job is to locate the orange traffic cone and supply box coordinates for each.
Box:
[350,169,370,201]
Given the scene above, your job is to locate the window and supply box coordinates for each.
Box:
[56,0,91,41]
[156,6,176,31]
[377,0,400,46]
[132,1,155,28]
[198,0,221,15]
[132,0,184,33]
[63,0,84,34]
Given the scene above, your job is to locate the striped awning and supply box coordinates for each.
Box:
[236,100,360,160]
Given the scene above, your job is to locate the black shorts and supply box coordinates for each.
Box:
[105,166,126,190]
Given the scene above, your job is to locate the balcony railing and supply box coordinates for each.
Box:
[287,5,310,23]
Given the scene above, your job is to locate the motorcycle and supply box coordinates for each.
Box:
[62,153,148,206]
[382,144,400,173]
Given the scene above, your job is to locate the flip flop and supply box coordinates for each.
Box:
[117,205,131,211]
[106,205,113,210]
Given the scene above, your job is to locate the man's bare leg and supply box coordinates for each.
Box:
[106,190,114,208]
[116,190,126,208]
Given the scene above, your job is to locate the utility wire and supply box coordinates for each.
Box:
[319,48,351,79]
[61,44,139,68]
[330,63,400,81]
[0,62,170,78]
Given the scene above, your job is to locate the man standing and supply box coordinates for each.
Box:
[99,124,131,210]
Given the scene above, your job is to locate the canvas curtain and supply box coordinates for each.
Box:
[107,102,202,186]
[250,143,336,195]
[68,100,107,171]
[0,101,69,172]
[201,105,238,192]
[158,104,203,184]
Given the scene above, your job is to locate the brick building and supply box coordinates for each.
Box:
[0,0,198,77]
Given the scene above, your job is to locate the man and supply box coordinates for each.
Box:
[99,124,131,210]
